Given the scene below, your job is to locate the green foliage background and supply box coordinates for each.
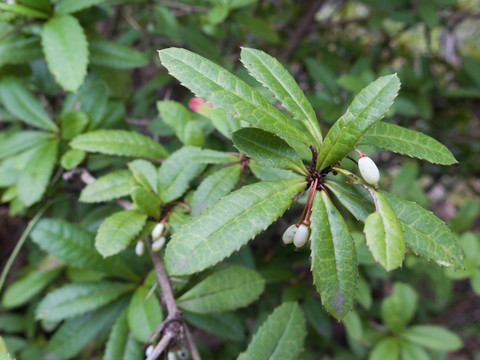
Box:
[0,0,479,359]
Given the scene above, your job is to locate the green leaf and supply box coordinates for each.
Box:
[157,100,191,140]
[60,148,86,170]
[178,266,265,313]
[55,0,106,14]
[369,338,400,360]
[127,285,163,343]
[249,160,300,181]
[128,159,157,193]
[237,302,306,360]
[310,191,358,320]
[131,188,161,219]
[1,268,62,309]
[0,36,43,67]
[61,111,89,140]
[232,128,307,175]
[364,190,406,271]
[343,310,363,341]
[18,139,58,207]
[158,48,313,146]
[165,178,306,275]
[79,169,132,203]
[105,310,143,360]
[317,74,400,170]
[191,164,242,216]
[183,120,205,147]
[158,146,205,203]
[400,343,429,360]
[71,130,169,159]
[0,3,49,18]
[36,282,134,322]
[0,77,58,132]
[31,219,139,280]
[359,122,457,165]
[95,210,148,257]
[184,312,245,341]
[381,283,418,332]
[240,47,322,148]
[401,325,462,351]
[89,36,149,69]
[191,149,239,164]
[325,181,464,270]
[0,131,53,160]
[46,297,127,360]
[42,15,88,92]
[80,82,108,130]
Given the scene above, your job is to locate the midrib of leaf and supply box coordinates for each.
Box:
[177,180,304,260]
[248,54,321,147]
[180,278,264,302]
[323,204,342,296]
[269,307,296,359]
[162,162,194,197]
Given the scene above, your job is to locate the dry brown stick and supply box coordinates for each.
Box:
[281,0,326,59]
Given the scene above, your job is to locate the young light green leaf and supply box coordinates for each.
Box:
[105,310,143,360]
[317,74,400,170]
[60,148,85,170]
[131,188,161,219]
[400,343,430,360]
[61,111,89,140]
[158,48,313,146]
[232,128,308,175]
[18,139,58,207]
[55,0,106,14]
[0,77,58,132]
[240,47,322,148]
[89,36,149,69]
[128,159,157,193]
[157,100,191,140]
[46,297,127,360]
[36,282,134,322]
[370,338,400,360]
[165,178,306,275]
[401,325,462,351]
[237,302,306,360]
[95,210,148,257]
[127,285,163,343]
[359,122,457,165]
[310,191,358,320]
[381,283,418,332]
[0,3,49,18]
[249,160,300,181]
[364,190,406,271]
[31,219,139,280]
[191,149,239,164]
[80,170,132,203]
[1,269,62,309]
[191,164,242,216]
[42,15,88,92]
[178,266,265,314]
[70,130,169,159]
[0,131,53,160]
[158,146,205,203]
[184,312,245,341]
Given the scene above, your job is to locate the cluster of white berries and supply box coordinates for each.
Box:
[135,223,167,256]
[282,223,310,248]
[145,345,189,359]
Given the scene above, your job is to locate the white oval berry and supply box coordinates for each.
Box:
[282,224,297,244]
[176,347,189,359]
[152,237,166,251]
[358,156,380,186]
[293,224,310,248]
[167,352,177,360]
[151,223,164,240]
[145,344,154,357]
[135,240,145,256]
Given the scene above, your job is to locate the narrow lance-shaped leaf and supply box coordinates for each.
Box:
[191,149,239,164]
[240,47,322,148]
[177,266,265,314]
[359,122,457,165]
[237,302,306,360]
[105,310,143,360]
[310,191,357,320]
[71,130,169,159]
[165,178,306,275]
[317,74,400,170]
[401,325,462,351]
[158,48,313,146]
[232,128,308,175]
[324,180,463,270]
[88,36,149,69]
[0,131,54,160]
[42,15,88,92]
[364,190,406,271]
[79,169,132,203]
[0,77,58,132]
[127,285,163,343]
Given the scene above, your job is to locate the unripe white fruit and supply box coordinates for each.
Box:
[145,345,154,357]
[282,224,297,244]
[293,224,310,248]
[167,352,177,360]
[358,156,380,186]
[152,237,166,251]
[135,240,145,256]
[151,223,164,240]
[176,347,189,359]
